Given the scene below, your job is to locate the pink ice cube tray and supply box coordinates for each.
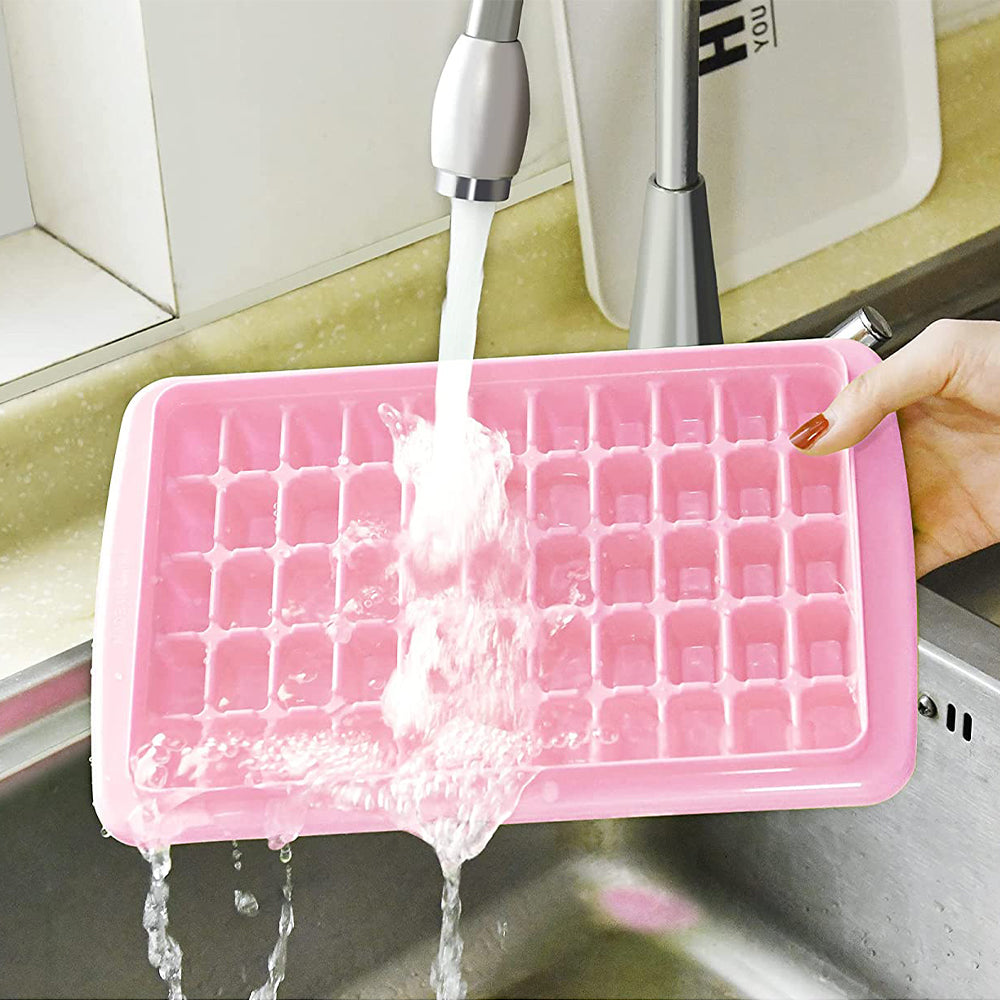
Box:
[92,340,917,845]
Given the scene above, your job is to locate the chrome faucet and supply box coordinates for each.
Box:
[431,0,529,204]
[431,0,724,349]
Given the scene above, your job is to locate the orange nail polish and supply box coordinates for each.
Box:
[790,413,829,450]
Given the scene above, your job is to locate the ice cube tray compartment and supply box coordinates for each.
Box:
[93,342,918,845]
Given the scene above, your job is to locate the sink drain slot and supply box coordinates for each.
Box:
[943,701,973,742]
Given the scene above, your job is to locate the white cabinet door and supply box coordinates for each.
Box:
[140,0,569,314]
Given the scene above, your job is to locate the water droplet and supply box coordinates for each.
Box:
[235,890,260,917]
[279,844,292,864]
[378,403,406,440]
[100,827,111,839]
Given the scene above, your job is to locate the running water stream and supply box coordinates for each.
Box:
[433,199,496,436]
[134,197,528,1000]
[249,845,295,1000]
[141,847,184,1000]
[376,196,537,999]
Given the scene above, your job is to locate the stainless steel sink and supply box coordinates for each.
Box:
[1,581,998,1000]
[0,750,877,1000]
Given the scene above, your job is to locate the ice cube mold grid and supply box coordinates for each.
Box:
[93,342,917,845]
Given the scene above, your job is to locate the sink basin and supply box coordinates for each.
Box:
[1,587,998,999]
[923,543,1000,628]
[0,747,865,1000]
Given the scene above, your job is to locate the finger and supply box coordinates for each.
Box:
[790,323,958,455]
[914,530,951,579]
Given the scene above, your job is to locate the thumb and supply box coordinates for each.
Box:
[790,325,957,455]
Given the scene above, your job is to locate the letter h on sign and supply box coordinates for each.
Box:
[699,0,749,76]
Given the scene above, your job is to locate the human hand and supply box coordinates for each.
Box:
[789,319,1000,577]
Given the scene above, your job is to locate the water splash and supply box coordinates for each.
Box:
[140,847,185,1000]
[377,407,536,1000]
[129,405,536,1000]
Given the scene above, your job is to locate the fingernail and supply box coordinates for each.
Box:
[790,413,829,450]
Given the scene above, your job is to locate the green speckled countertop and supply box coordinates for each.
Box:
[2,16,1000,679]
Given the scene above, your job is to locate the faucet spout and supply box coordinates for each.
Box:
[431,0,529,203]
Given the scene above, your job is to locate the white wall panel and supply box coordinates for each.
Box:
[3,0,175,311]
